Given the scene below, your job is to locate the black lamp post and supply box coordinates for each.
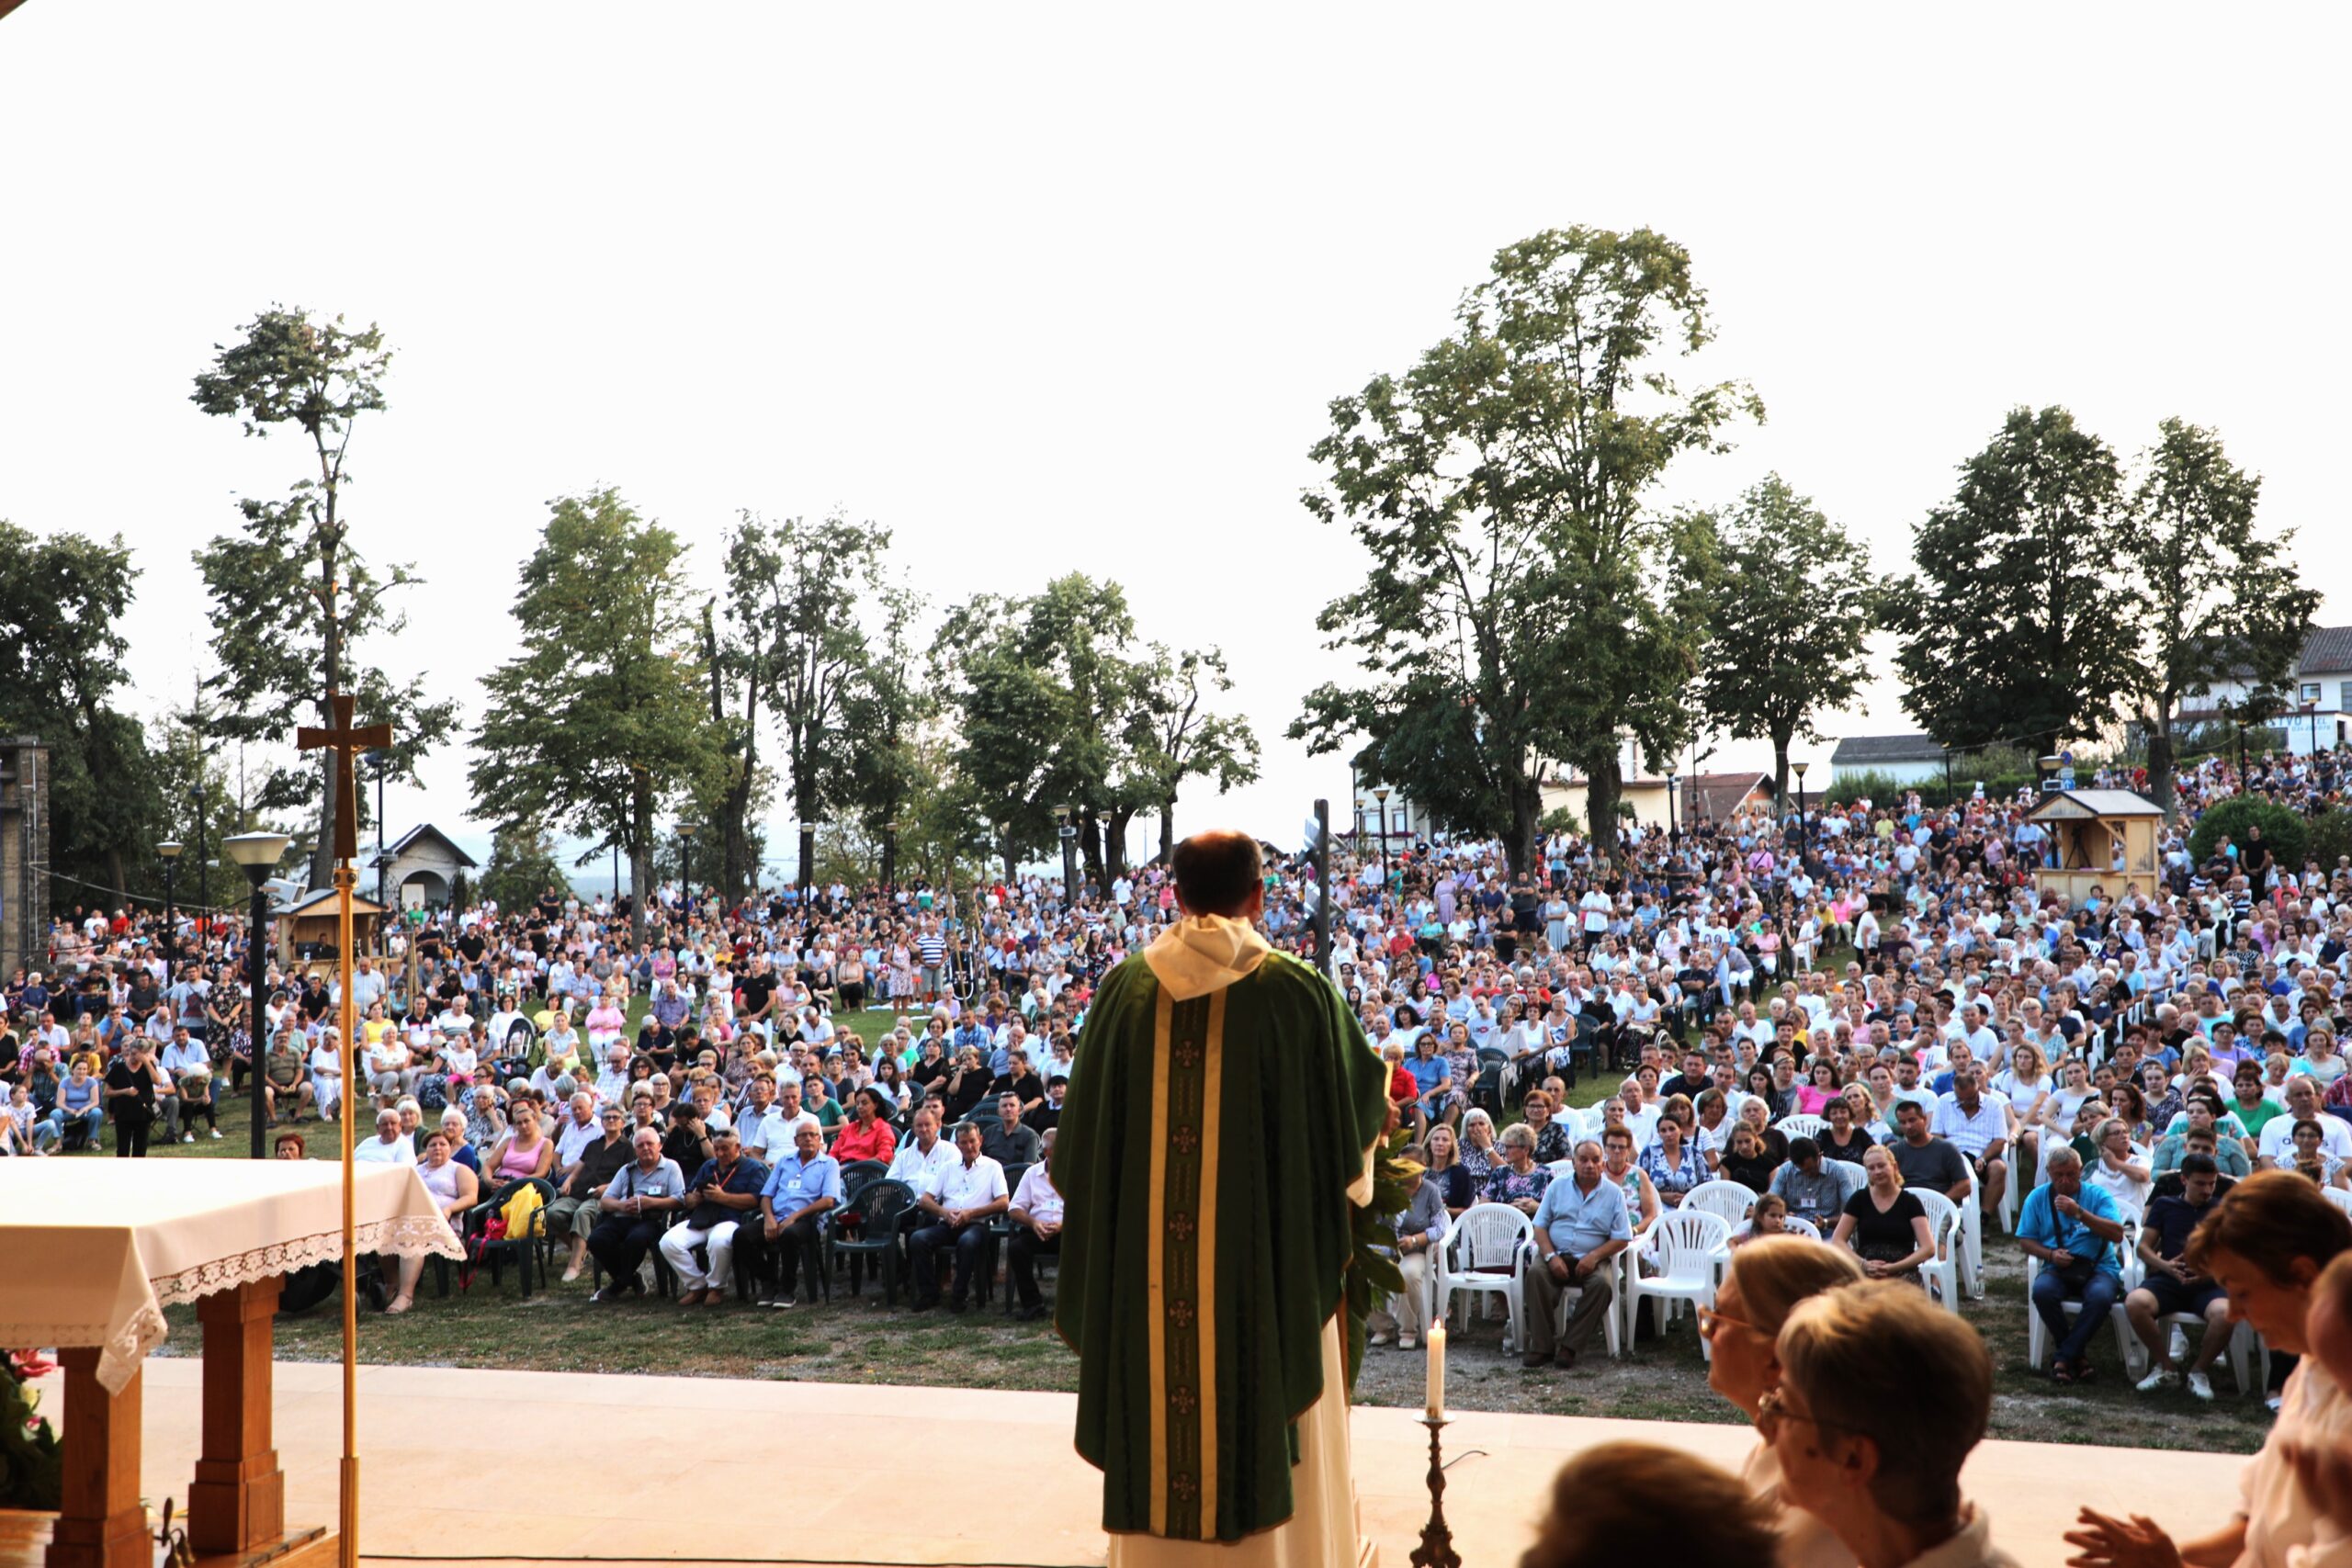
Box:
[158,840,183,935]
[223,830,291,1158]
[1373,786,1391,885]
[678,823,698,904]
[368,750,390,910]
[1054,804,1079,905]
[190,785,210,936]
[881,818,900,895]
[1666,773,1679,840]
[1792,761,1810,851]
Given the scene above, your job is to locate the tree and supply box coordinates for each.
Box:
[1296,227,1755,872]
[191,308,454,889]
[933,575,1157,886]
[1695,476,1878,810]
[468,489,722,946]
[478,821,569,913]
[0,523,162,899]
[2117,419,2317,821]
[1132,646,1261,863]
[837,578,934,888]
[724,513,886,888]
[1888,407,2136,759]
[2187,794,2307,870]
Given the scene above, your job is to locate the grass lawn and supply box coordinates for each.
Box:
[102,996,2271,1456]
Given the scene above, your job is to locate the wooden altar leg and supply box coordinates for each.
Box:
[43,1349,147,1568]
[187,1277,287,1557]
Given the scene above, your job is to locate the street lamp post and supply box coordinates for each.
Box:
[1054,805,1079,906]
[678,823,698,906]
[1373,787,1391,886]
[191,785,210,936]
[1792,761,1810,852]
[368,750,390,910]
[1666,773,1679,841]
[224,830,292,1159]
[2305,700,2319,759]
[158,840,183,935]
[881,818,900,896]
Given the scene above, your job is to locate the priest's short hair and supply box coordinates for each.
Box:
[1171,830,1261,917]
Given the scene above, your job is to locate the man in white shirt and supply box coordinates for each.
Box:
[1932,1066,2012,1218]
[554,1091,604,1169]
[885,1103,959,1194]
[1006,1130,1064,1319]
[2257,1077,2352,1167]
[744,1078,819,1165]
[907,1122,1008,1312]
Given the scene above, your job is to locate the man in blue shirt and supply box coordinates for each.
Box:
[1521,1139,1630,1371]
[2017,1145,2128,1382]
[741,1122,842,1309]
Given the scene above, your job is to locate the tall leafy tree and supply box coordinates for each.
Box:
[1888,406,2136,758]
[724,513,885,889]
[190,308,453,889]
[1695,476,1878,809]
[933,575,1154,885]
[468,489,721,946]
[2118,419,2317,818]
[0,522,160,898]
[1296,227,1755,872]
[838,578,935,886]
[1133,646,1261,864]
[477,821,570,913]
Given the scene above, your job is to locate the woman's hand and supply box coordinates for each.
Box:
[2064,1508,2182,1568]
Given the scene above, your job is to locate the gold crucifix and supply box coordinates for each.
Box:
[296,691,392,863]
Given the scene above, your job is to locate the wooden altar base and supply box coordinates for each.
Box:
[0,1515,336,1568]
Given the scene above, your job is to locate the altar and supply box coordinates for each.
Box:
[0,1162,461,1568]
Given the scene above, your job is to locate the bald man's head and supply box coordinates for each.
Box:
[1171,830,1264,918]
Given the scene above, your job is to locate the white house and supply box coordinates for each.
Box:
[375,823,478,910]
[2184,626,2352,752]
[1828,733,1947,787]
[1349,786,1430,851]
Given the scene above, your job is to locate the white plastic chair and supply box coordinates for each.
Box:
[1627,1209,1731,1360]
[1910,1188,1967,1314]
[2116,1228,2267,1394]
[1775,1113,1827,1143]
[1524,1238,1626,1359]
[1680,1179,1758,1230]
[1732,1215,1823,1243]
[1435,1203,1532,1353]
[2023,1220,2137,1373]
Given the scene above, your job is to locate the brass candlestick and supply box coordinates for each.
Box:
[1408,1416,1461,1568]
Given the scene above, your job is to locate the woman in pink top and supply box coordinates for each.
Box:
[488,1100,554,1186]
[584,997,627,1052]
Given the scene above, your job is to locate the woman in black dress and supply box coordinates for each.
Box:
[1829,1145,1936,1282]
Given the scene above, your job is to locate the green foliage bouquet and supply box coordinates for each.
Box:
[0,1349,62,1510]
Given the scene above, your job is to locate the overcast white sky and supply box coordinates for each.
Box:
[3,4,2346,884]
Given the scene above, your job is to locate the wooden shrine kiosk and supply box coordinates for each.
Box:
[0,1162,459,1568]
[2027,787,2165,905]
[273,889,389,975]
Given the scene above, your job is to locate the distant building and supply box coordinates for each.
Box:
[2178,625,2352,751]
[1349,787,1430,850]
[1828,733,1946,786]
[1681,772,1774,824]
[375,823,477,910]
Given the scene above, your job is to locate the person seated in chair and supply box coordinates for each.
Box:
[741,1122,842,1309]
[978,1091,1042,1168]
[549,1102,635,1284]
[907,1121,1008,1314]
[2017,1145,2127,1384]
[1007,1129,1064,1321]
[588,1129,685,1301]
[1521,1139,1630,1372]
[659,1126,766,1306]
[2124,1153,2233,1399]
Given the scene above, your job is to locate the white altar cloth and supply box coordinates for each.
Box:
[0,1160,461,1392]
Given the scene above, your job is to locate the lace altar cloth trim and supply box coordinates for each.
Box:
[13,1215,462,1393]
[148,1213,463,1307]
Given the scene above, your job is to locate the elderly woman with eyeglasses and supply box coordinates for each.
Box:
[1698,1237,1865,1568]
[1483,1122,1554,1215]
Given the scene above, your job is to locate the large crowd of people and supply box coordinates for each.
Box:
[6,739,2352,1564]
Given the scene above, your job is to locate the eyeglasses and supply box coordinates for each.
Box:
[1755,1388,1862,1446]
[1694,1305,1759,1342]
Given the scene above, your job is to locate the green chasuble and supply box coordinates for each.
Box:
[1056,916,1389,1544]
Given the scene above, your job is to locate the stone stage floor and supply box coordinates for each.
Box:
[37,1359,2242,1567]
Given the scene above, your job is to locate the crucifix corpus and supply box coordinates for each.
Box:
[294,689,391,1568]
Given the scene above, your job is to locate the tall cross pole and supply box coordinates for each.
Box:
[296,691,390,1568]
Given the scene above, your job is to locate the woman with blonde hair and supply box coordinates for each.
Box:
[1829,1145,1934,1282]
[1699,1235,1867,1568]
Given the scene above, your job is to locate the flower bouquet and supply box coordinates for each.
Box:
[0,1350,62,1511]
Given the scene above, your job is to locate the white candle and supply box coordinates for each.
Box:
[1425,1323,1446,1420]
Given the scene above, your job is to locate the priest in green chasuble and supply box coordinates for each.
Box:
[1057,830,1391,1567]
